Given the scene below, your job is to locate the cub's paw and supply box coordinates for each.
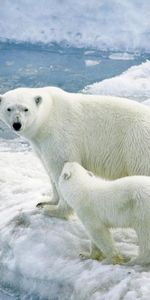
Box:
[102,254,124,265]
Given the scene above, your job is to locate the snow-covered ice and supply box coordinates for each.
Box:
[83,60,150,102]
[109,53,136,61]
[85,60,101,67]
[143,99,150,106]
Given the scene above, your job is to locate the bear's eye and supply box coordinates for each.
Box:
[35,96,42,105]
[24,108,28,112]
[7,108,11,112]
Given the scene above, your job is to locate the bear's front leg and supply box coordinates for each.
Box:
[37,197,73,219]
[37,178,73,219]
[37,180,60,207]
[79,241,105,261]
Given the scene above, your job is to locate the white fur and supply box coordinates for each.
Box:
[59,162,150,265]
[1,87,150,219]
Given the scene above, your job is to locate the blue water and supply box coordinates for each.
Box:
[0,42,149,95]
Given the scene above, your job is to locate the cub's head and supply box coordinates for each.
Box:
[59,162,94,203]
[59,162,93,185]
[0,87,52,137]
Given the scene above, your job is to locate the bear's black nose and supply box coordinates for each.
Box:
[12,122,22,131]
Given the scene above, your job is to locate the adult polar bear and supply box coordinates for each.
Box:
[1,86,150,219]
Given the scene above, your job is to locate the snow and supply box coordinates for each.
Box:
[0,0,150,52]
[1,138,150,299]
[109,53,136,60]
[85,60,101,67]
[83,60,150,102]
[143,99,150,106]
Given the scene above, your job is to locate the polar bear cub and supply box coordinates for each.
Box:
[59,162,150,265]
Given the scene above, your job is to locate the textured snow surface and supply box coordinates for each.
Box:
[0,0,150,52]
[83,60,150,102]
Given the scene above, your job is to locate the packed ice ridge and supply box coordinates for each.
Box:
[0,0,149,52]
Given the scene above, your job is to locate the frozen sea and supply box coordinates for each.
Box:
[1,0,150,299]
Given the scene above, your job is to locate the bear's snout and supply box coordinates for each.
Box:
[12,122,22,131]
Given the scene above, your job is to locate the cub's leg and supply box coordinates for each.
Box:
[86,223,124,265]
[79,241,105,261]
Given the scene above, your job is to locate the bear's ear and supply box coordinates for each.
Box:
[34,95,42,105]
[0,95,2,104]
[63,171,72,180]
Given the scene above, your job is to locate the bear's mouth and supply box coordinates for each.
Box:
[12,122,22,131]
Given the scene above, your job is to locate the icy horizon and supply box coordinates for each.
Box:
[0,0,150,53]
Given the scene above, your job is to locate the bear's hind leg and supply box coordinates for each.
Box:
[130,225,150,266]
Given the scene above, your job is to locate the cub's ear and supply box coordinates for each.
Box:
[0,95,2,104]
[34,95,42,105]
[63,171,72,180]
